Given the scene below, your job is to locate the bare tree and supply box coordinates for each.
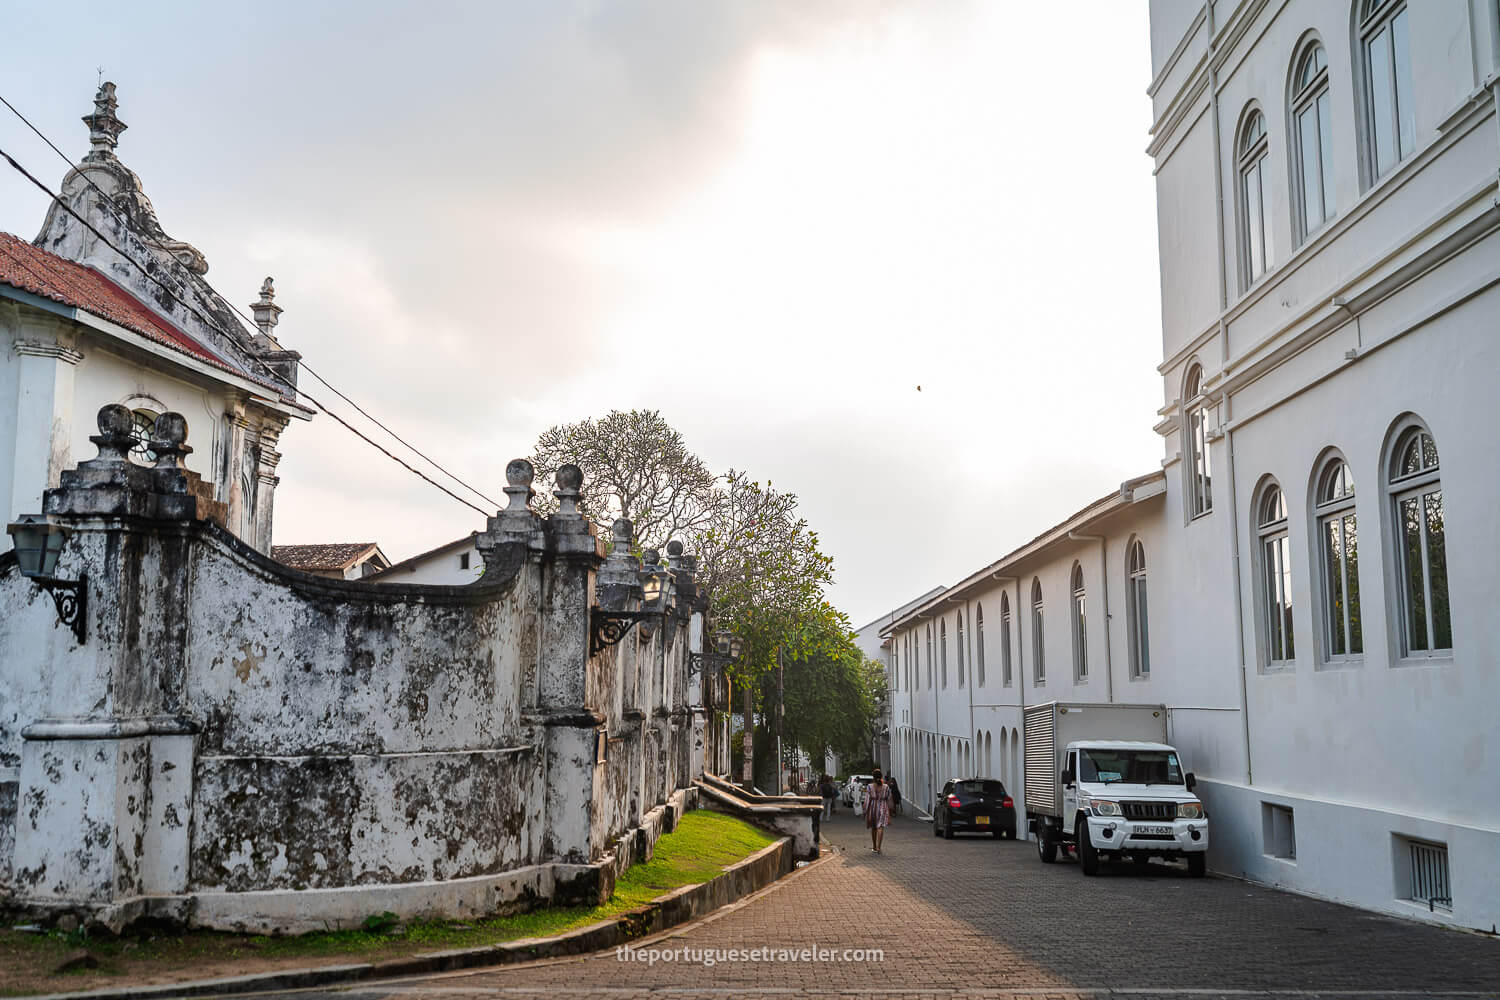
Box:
[529,409,722,550]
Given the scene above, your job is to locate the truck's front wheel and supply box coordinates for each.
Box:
[1187,853,1206,878]
[1076,819,1100,876]
[1036,823,1057,863]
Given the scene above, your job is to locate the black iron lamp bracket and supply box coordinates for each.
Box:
[590,607,664,656]
[35,572,87,644]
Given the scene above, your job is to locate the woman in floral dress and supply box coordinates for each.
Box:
[864,768,892,853]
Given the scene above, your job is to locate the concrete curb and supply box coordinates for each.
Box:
[13,836,797,1000]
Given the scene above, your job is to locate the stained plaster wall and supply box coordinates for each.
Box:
[0,413,705,931]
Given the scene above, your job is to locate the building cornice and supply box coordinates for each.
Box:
[12,339,84,365]
[1146,4,1208,99]
[880,472,1166,638]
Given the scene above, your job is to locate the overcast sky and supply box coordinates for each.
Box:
[1,1,1163,629]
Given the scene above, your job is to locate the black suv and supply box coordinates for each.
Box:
[933,778,1016,839]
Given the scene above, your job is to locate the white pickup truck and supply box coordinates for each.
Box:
[1023,702,1208,877]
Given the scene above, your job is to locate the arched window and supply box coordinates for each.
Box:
[975,603,986,686]
[1127,539,1150,677]
[1292,42,1335,240]
[1314,456,1362,661]
[1071,563,1088,682]
[999,726,1009,788]
[940,620,949,688]
[1257,481,1295,666]
[1359,0,1414,182]
[1238,108,1271,287]
[1031,578,1046,684]
[956,609,966,688]
[1011,730,1020,802]
[926,624,934,689]
[128,407,160,464]
[999,593,1013,686]
[1185,364,1213,516]
[985,730,993,775]
[1388,421,1450,655]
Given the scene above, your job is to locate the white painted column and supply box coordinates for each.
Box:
[8,339,82,522]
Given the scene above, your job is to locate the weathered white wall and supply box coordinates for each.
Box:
[0,435,704,932]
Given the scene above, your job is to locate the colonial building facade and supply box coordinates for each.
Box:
[883,0,1500,932]
[1,84,310,554]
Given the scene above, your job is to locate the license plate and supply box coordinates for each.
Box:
[1136,825,1172,835]
[976,815,990,825]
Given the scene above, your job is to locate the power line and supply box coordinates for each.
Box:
[0,91,501,511]
[0,141,492,518]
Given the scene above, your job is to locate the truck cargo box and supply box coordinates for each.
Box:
[1022,702,1167,818]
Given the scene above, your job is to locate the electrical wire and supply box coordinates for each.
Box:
[0,142,492,518]
[0,91,501,511]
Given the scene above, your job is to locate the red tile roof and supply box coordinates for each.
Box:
[0,231,272,389]
[271,542,386,572]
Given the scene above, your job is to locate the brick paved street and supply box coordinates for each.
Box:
[262,810,1500,1000]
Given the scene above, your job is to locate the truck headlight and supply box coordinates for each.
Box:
[1086,799,1122,817]
[1177,801,1204,819]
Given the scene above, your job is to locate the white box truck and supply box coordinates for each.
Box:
[1022,701,1208,877]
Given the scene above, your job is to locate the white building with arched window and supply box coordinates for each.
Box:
[875,0,1500,932]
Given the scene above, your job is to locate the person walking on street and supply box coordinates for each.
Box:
[818,774,836,819]
[865,768,892,854]
[888,776,902,816]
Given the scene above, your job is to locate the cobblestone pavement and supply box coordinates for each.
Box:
[261,810,1500,1000]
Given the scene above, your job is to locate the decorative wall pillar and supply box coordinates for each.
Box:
[533,465,605,865]
[11,405,225,927]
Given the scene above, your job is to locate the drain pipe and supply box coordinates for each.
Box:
[1204,0,1253,786]
[1068,531,1114,704]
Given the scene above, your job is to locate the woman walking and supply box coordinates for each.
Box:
[864,768,892,853]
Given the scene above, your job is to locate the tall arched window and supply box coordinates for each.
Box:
[975,603,986,686]
[1292,42,1335,241]
[1238,108,1271,288]
[956,609,966,688]
[1185,364,1213,516]
[1127,539,1150,678]
[1315,455,1362,661]
[1359,0,1414,182]
[926,624,934,689]
[1388,421,1450,655]
[891,645,898,692]
[940,620,949,688]
[1257,481,1295,666]
[999,593,1013,686]
[1031,578,1046,684]
[1071,563,1088,682]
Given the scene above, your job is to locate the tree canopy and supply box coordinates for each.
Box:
[528,409,884,780]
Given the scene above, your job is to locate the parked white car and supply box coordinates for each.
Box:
[842,774,874,810]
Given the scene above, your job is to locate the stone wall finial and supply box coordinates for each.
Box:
[249,276,283,341]
[504,459,535,514]
[44,405,226,525]
[149,412,192,472]
[90,404,137,465]
[82,82,126,161]
[554,464,584,520]
[597,517,643,609]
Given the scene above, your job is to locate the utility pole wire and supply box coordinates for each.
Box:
[0,142,491,518]
[0,91,500,511]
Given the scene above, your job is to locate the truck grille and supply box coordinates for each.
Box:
[1121,801,1176,820]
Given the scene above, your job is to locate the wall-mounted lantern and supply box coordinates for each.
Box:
[6,514,87,644]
